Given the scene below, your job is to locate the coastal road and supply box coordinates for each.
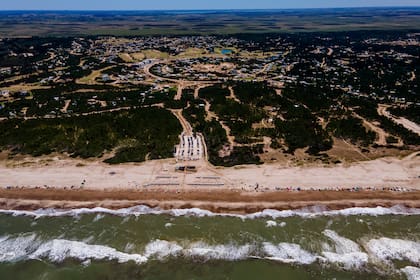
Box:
[143,61,218,103]
[143,60,217,85]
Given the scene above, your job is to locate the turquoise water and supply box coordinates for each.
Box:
[0,206,419,279]
[221,49,233,55]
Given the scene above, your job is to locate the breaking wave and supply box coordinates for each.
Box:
[31,239,148,264]
[365,238,420,264]
[322,229,369,269]
[0,235,254,264]
[1,204,419,219]
[263,242,317,264]
[401,266,420,280]
[0,231,418,277]
[0,233,40,262]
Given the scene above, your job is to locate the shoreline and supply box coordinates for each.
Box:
[0,152,419,214]
[1,189,420,214]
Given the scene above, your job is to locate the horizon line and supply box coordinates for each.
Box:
[1,6,420,12]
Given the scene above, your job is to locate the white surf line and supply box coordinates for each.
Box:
[322,229,369,269]
[1,205,420,219]
[1,234,419,276]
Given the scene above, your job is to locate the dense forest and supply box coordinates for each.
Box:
[0,107,182,163]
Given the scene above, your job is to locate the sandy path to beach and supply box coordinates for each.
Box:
[378,104,420,136]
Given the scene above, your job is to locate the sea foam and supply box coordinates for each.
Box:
[366,238,420,264]
[1,205,419,219]
[144,240,183,259]
[0,234,147,264]
[266,220,277,227]
[1,233,419,277]
[401,266,420,280]
[0,234,39,262]
[186,242,253,261]
[322,230,369,269]
[30,239,148,264]
[263,242,317,264]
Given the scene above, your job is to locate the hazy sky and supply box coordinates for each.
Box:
[1,0,420,10]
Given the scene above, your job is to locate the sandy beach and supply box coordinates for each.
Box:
[0,151,419,212]
[0,151,419,190]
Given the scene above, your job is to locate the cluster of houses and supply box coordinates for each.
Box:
[91,36,239,57]
[1,33,418,120]
[149,51,291,82]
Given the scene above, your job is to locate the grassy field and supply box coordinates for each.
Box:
[175,48,208,58]
[118,53,134,62]
[0,8,419,37]
[76,66,114,84]
[141,49,170,59]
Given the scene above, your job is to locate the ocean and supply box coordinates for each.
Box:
[0,206,419,280]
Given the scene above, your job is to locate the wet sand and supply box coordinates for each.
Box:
[1,188,420,213]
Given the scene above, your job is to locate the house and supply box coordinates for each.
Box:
[102,74,110,82]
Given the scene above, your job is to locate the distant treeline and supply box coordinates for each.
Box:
[1,8,419,37]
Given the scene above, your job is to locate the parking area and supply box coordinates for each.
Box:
[175,133,204,161]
